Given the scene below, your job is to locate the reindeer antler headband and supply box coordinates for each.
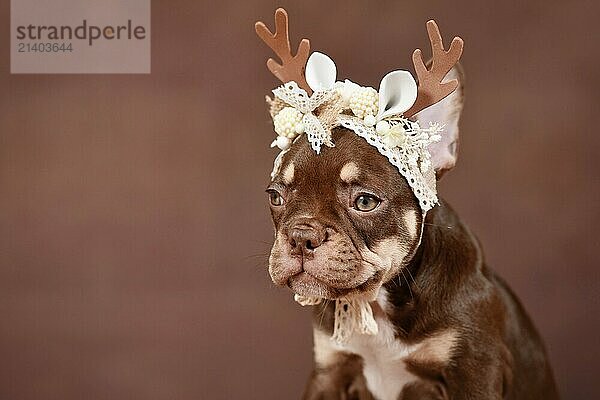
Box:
[256,8,463,212]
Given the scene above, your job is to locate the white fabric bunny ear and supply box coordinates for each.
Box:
[305,52,337,92]
[376,70,418,120]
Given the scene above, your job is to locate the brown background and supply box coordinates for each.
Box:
[0,0,598,399]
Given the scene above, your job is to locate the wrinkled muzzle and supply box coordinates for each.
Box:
[268,218,385,300]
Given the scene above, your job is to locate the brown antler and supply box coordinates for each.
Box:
[255,8,311,93]
[405,20,464,117]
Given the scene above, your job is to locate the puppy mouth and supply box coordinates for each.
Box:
[287,270,383,300]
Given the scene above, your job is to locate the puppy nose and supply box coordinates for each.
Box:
[289,224,326,255]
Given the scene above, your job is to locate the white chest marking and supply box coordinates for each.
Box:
[345,316,416,400]
[313,290,458,400]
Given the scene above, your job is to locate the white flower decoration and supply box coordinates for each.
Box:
[381,124,407,148]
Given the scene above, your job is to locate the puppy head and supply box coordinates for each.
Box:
[266,66,464,300]
[267,128,421,299]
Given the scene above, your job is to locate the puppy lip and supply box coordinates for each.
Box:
[287,270,383,300]
[287,272,339,299]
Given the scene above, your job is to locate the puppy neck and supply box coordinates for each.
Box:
[379,201,482,338]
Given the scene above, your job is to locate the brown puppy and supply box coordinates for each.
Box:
[265,67,559,399]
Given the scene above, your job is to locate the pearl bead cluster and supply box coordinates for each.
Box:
[272,107,306,150]
[349,87,379,121]
[273,107,305,138]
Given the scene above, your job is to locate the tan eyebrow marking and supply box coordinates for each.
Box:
[340,162,360,183]
[282,163,295,185]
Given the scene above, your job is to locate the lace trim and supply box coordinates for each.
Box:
[303,113,334,154]
[294,295,378,345]
[338,116,439,212]
[272,82,332,113]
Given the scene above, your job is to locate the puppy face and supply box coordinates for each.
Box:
[266,128,423,300]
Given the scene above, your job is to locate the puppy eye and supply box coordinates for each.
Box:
[267,189,284,206]
[354,194,380,212]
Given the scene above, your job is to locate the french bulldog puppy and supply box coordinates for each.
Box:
[265,67,559,399]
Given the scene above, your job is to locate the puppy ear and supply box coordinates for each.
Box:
[415,63,465,179]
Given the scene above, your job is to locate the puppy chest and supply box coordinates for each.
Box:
[342,322,418,400]
[316,320,458,400]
